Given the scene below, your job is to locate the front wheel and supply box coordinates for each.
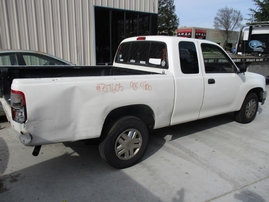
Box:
[99,116,149,169]
[234,93,258,123]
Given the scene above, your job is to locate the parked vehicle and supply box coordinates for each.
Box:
[235,21,269,56]
[0,36,267,168]
[0,50,72,116]
[0,50,73,66]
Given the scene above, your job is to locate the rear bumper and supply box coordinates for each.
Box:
[0,97,32,145]
[10,119,31,145]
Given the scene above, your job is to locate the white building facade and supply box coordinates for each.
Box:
[0,0,158,65]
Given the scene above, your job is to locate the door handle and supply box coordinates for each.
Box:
[208,78,215,84]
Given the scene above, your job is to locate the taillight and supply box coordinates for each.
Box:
[11,90,27,123]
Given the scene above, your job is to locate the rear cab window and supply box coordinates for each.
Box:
[115,41,168,69]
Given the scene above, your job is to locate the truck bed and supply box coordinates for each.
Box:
[0,65,158,98]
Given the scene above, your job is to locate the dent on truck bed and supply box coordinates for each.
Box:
[15,74,174,146]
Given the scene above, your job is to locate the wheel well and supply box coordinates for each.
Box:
[247,88,263,102]
[100,105,155,138]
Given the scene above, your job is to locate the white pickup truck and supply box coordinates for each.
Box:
[0,36,267,168]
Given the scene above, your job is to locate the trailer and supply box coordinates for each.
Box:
[235,21,269,56]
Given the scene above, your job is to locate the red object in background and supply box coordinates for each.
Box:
[195,29,206,39]
[177,29,192,38]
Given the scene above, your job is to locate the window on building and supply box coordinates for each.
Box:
[95,7,157,65]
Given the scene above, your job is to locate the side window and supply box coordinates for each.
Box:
[201,44,235,73]
[0,53,19,65]
[179,42,199,74]
[115,41,168,69]
[22,53,66,65]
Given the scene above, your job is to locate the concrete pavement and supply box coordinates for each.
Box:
[1,85,269,202]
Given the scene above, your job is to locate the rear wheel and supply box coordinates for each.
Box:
[234,93,258,123]
[99,116,149,169]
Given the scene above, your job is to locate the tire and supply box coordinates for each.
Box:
[99,116,149,169]
[234,93,258,123]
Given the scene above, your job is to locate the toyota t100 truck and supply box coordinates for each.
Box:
[0,36,267,168]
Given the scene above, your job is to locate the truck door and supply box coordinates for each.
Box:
[199,43,244,119]
[171,41,204,125]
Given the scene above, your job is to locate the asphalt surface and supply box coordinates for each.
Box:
[1,85,269,202]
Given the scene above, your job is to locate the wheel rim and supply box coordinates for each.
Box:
[245,98,257,119]
[114,129,142,160]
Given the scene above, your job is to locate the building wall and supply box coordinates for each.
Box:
[177,27,239,49]
[0,0,158,65]
[205,28,239,49]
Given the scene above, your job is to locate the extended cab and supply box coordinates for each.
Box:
[0,36,267,168]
